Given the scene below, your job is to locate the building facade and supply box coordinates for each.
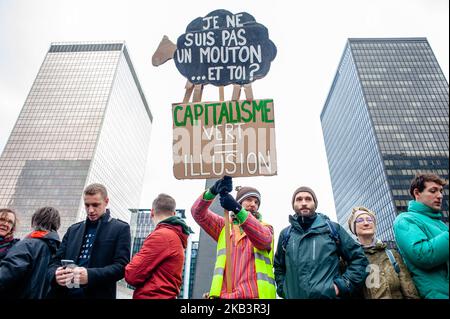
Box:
[181,240,199,299]
[0,42,153,237]
[191,179,221,299]
[321,38,449,241]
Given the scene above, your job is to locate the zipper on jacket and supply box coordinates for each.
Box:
[312,239,316,261]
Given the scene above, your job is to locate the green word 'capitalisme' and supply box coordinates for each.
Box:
[173,99,274,127]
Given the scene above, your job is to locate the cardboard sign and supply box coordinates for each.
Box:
[173,99,277,179]
[174,9,277,86]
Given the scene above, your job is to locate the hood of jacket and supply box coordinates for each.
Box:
[158,216,193,249]
[407,200,444,220]
[288,212,330,234]
[27,230,60,253]
[363,239,387,254]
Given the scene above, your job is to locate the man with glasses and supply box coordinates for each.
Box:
[394,173,448,299]
[274,186,368,299]
[48,183,131,299]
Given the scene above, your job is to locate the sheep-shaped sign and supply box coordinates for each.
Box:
[154,9,278,180]
[153,9,277,98]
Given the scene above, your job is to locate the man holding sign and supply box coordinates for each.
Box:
[191,176,276,299]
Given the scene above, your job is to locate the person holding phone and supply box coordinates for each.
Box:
[48,183,131,299]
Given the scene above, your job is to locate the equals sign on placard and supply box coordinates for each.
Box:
[214,142,237,154]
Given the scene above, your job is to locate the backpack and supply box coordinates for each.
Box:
[281,221,400,274]
[385,248,400,274]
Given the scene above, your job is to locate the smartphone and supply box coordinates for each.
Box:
[61,259,76,268]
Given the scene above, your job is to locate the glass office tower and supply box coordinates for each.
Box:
[321,38,448,241]
[0,42,153,237]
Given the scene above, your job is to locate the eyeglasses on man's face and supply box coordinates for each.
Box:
[355,217,374,224]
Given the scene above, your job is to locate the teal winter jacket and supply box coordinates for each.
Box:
[274,213,368,299]
[394,200,449,299]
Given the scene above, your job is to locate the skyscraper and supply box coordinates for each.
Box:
[321,38,449,241]
[191,179,221,299]
[0,42,153,237]
[182,240,199,299]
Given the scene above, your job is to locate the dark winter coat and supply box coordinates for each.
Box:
[0,237,19,261]
[0,231,60,298]
[274,213,368,299]
[48,210,131,299]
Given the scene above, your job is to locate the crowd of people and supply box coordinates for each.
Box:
[0,173,448,299]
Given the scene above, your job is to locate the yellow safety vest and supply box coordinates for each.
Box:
[209,221,276,299]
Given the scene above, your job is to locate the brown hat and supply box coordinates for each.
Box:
[347,206,376,235]
[235,186,261,206]
[292,186,318,210]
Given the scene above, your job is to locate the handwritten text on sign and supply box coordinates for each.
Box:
[174,9,277,86]
[172,99,277,179]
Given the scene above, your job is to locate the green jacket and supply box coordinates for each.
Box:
[274,213,368,299]
[394,200,449,299]
[362,241,419,299]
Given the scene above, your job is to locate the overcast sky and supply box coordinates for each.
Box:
[0,0,448,242]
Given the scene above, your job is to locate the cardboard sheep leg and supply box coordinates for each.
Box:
[232,84,241,101]
[192,84,204,102]
[219,86,225,101]
[183,81,194,103]
[244,83,253,101]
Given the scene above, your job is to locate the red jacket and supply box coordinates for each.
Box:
[125,223,188,299]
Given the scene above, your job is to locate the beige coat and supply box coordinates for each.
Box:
[363,242,420,299]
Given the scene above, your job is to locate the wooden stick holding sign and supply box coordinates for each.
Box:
[223,208,232,294]
[219,86,233,294]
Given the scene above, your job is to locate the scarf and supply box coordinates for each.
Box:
[159,216,194,235]
[0,235,17,255]
[27,230,49,239]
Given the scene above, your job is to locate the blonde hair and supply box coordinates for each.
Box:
[84,183,108,199]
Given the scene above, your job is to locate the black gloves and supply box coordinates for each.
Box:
[220,193,242,214]
[209,175,232,195]
[210,176,243,215]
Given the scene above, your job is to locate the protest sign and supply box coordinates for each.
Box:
[174,9,277,86]
[172,99,277,179]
